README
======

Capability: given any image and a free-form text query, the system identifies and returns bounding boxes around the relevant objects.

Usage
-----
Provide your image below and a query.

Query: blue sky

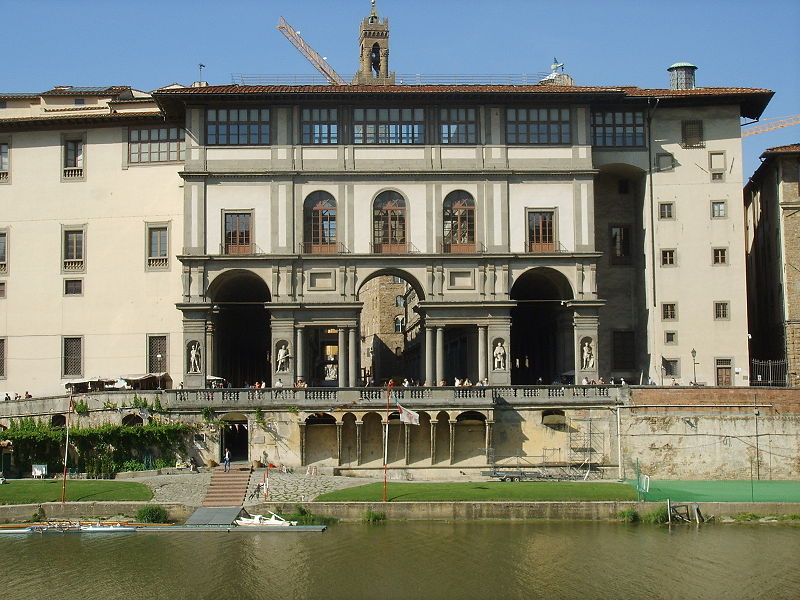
[4,0,798,174]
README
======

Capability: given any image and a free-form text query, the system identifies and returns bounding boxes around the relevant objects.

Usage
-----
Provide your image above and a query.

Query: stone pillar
[295,326,305,382]
[348,327,358,387]
[485,420,494,464]
[478,326,487,382]
[449,420,456,465]
[430,418,437,465]
[435,326,445,384]
[338,327,347,387]
[336,422,343,466]
[299,423,307,466]
[356,421,363,466]
[425,326,435,385]
[205,321,215,379]
[574,307,600,383]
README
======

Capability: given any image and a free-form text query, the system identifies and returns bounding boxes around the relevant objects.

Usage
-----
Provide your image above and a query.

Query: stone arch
[407,410,432,464]
[206,269,272,387]
[510,267,575,385]
[219,411,249,462]
[453,410,487,463]
[122,414,144,427]
[340,412,358,466]
[356,267,425,302]
[360,412,384,465]
[304,412,337,465]
[51,414,66,428]
[432,411,451,464]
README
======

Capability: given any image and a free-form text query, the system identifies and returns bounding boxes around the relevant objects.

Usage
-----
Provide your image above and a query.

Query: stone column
[348,327,358,387]
[336,422,343,466]
[485,420,494,464]
[478,325,487,382]
[404,424,410,465]
[425,326,435,385]
[205,321,215,378]
[338,328,347,387]
[435,326,445,384]
[356,421,363,466]
[430,418,437,465]
[449,420,456,465]
[299,422,307,466]
[295,326,305,382]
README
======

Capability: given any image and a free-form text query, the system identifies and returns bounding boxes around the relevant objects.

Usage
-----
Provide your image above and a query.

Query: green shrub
[201,407,215,422]
[617,508,640,523]
[282,504,338,526]
[731,512,763,522]
[136,505,168,523]
[363,510,386,524]
[73,400,89,416]
[30,506,46,523]
[777,514,800,521]
[120,459,146,472]
[154,457,172,470]
[641,505,670,524]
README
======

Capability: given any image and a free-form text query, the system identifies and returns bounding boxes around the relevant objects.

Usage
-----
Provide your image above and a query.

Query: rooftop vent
[667,62,697,90]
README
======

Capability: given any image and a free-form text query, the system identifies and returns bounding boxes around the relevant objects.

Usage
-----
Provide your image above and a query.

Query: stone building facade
[745,144,800,386]
[0,4,774,398]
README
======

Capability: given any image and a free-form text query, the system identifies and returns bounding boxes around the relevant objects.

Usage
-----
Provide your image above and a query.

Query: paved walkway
[132,470,376,506]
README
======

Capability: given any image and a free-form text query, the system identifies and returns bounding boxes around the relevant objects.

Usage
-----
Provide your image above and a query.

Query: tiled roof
[40,85,131,96]
[0,111,165,128]
[0,93,39,100]
[762,143,800,154]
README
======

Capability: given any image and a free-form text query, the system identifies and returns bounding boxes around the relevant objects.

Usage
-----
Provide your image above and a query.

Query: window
[661,249,676,266]
[63,336,82,377]
[301,108,338,144]
[147,225,169,268]
[610,225,631,265]
[392,276,404,284]
[681,120,704,148]
[662,358,680,377]
[0,230,6,273]
[353,108,424,144]
[223,212,252,255]
[395,295,405,307]
[507,108,570,144]
[206,108,270,145]
[440,108,477,144]
[665,331,677,345]
[0,142,8,182]
[63,138,84,179]
[0,282,5,298]
[715,358,732,386]
[394,316,405,333]
[656,153,674,172]
[129,127,185,163]
[74,98,85,106]
[612,331,635,370]
[302,192,337,253]
[591,110,645,147]
[527,210,556,252]
[662,303,677,320]
[64,279,83,296]
[712,248,728,265]
[148,335,167,374]
[63,228,85,272]
[659,202,674,219]
[372,191,407,253]
[709,151,725,181]
[0,337,5,378]
[711,200,727,219]
[442,190,475,252]
[714,301,729,320]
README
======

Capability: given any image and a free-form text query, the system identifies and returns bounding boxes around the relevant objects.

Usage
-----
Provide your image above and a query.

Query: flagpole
[61,395,73,504]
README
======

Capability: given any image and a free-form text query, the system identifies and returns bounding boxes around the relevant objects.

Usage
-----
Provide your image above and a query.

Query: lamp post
[156,353,163,389]
[690,348,698,386]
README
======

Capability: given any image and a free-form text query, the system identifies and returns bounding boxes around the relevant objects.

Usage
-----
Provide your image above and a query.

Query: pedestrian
[223,448,231,472]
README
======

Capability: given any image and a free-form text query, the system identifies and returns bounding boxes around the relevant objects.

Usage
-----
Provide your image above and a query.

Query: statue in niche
[581,339,595,370]
[276,342,291,373]
[493,340,507,371]
[188,341,201,373]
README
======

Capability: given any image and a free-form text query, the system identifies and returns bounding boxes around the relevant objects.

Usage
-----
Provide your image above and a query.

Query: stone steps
[202,467,252,507]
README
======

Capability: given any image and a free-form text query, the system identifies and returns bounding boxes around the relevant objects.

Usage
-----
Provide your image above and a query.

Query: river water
[3,521,798,600]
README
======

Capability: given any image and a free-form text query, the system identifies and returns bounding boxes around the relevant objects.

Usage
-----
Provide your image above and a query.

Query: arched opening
[220,412,249,462]
[510,268,573,384]
[454,410,486,463]
[358,270,424,385]
[432,411,451,464]
[51,414,66,428]
[372,191,407,253]
[304,413,337,465]
[208,270,271,387]
[122,414,144,427]
[442,190,475,253]
[303,191,337,254]
[340,413,358,465]
[542,409,567,432]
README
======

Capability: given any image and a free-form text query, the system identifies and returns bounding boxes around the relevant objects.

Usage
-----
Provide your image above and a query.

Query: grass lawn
[315,481,637,502]
[0,479,153,505]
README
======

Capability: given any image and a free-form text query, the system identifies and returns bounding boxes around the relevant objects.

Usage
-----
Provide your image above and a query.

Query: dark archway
[220,412,249,462]
[208,270,271,387]
[51,414,66,428]
[510,268,573,385]
[122,414,144,427]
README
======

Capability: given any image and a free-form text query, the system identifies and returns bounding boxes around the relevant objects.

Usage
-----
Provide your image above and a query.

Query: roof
[153,83,773,119]
[0,93,39,100]
[667,62,697,70]
[762,143,800,155]
[40,85,131,96]
[0,111,169,131]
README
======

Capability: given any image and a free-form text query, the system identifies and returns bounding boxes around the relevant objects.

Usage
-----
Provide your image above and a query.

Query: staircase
[202,466,252,507]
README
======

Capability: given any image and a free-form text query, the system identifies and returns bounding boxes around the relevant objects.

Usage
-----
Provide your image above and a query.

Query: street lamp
[156,353,163,389]
[690,348,698,386]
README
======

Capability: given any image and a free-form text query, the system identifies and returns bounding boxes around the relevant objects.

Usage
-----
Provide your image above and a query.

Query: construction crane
[742,114,800,137]
[277,16,346,85]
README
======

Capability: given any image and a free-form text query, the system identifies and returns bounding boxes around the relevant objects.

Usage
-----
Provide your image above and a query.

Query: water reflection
[2,521,799,600]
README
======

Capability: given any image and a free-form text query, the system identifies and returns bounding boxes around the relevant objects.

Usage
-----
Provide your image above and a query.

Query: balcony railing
[63,259,84,271]
[0,262,6,274]
[370,242,420,254]
[299,242,350,255]
[0,171,8,182]
[147,257,169,269]
[440,241,486,254]
[220,243,265,256]
[63,167,84,180]
[528,241,570,253]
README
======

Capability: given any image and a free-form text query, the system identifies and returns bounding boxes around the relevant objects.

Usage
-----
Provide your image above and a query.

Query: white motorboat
[234,511,298,527]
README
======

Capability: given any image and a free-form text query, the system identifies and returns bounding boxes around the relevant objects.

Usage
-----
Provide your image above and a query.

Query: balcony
[63,259,84,272]
[147,257,169,269]
[0,171,8,183]
[440,241,486,254]
[63,167,84,180]
[528,241,570,253]
[299,242,350,255]
[370,242,419,254]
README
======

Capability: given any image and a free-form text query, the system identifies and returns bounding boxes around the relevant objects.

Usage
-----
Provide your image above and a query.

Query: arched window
[373,191,406,253]
[303,192,337,253]
[394,316,405,333]
[442,191,475,252]
[395,295,405,307]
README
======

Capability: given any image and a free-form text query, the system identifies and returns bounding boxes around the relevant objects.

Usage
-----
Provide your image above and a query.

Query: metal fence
[750,359,788,387]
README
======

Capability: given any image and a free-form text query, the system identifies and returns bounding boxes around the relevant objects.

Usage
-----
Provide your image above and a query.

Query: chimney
[667,62,697,90]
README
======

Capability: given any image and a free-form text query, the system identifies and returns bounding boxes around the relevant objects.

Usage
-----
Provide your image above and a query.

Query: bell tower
[353,0,395,84]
